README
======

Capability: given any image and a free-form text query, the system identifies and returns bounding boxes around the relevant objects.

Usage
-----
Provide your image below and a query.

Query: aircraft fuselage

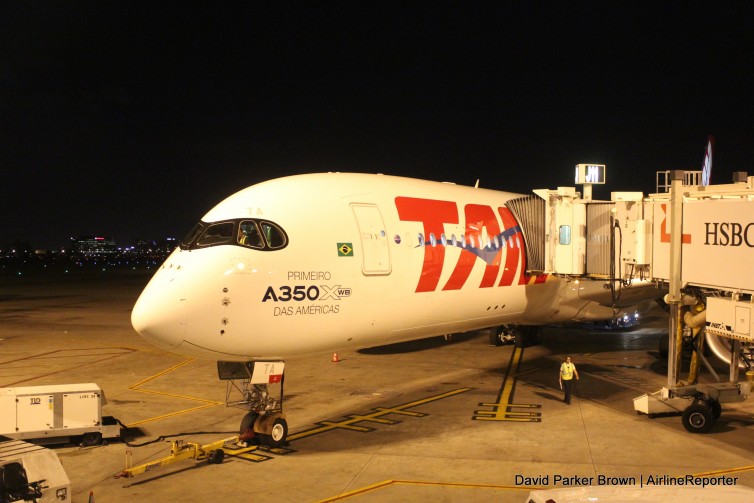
[132,173,653,360]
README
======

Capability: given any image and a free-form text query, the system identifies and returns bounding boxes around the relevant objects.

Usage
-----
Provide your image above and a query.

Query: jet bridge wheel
[708,400,722,419]
[682,402,715,433]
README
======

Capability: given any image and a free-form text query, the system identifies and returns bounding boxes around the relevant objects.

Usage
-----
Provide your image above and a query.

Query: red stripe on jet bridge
[660,203,692,244]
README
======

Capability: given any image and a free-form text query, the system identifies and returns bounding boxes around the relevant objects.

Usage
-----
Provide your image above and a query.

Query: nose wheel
[260,417,288,448]
[239,411,289,448]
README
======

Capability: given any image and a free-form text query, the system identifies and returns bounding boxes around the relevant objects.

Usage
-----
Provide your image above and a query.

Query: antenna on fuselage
[474,179,480,188]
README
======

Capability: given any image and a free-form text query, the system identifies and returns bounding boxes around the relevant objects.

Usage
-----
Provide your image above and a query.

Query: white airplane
[131,172,661,446]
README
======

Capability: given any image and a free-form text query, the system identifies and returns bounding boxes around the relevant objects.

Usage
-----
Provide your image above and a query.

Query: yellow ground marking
[0,347,136,387]
[125,358,223,427]
[315,466,754,502]
[693,465,754,477]
[233,451,272,462]
[316,480,536,502]
[288,388,471,441]
[473,346,542,422]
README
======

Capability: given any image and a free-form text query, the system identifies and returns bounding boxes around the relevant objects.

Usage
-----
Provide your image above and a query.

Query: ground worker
[559,356,579,404]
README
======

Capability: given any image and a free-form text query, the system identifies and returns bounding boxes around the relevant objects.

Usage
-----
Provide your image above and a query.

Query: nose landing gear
[218,361,288,448]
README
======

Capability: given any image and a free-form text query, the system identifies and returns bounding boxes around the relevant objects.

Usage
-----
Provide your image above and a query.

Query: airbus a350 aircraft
[131,172,661,446]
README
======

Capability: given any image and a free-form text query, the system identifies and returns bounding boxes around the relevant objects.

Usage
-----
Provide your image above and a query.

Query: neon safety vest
[561,363,575,380]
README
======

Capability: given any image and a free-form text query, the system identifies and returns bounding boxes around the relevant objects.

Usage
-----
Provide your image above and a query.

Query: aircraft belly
[519,277,663,324]
[577,278,665,308]
[381,287,527,342]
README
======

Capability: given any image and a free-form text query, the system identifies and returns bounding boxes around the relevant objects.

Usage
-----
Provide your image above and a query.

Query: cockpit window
[181,218,288,251]
[261,221,287,249]
[181,223,205,249]
[196,222,234,247]
[238,220,264,249]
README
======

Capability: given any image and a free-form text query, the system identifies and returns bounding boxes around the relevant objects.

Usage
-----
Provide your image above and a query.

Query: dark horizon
[3,4,753,250]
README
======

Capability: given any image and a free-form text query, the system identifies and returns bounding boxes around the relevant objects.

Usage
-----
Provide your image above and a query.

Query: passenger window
[238,221,264,249]
[196,222,234,247]
[261,221,287,249]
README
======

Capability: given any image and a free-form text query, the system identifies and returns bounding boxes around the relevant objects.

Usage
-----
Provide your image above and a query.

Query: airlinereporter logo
[514,473,739,488]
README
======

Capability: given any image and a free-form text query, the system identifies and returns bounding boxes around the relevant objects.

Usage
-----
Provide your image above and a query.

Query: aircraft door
[351,204,392,275]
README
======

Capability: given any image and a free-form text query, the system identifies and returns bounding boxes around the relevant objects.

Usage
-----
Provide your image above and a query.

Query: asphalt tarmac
[1,270,753,502]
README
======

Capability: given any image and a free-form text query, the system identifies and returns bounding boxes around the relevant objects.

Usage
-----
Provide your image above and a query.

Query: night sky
[2,3,753,250]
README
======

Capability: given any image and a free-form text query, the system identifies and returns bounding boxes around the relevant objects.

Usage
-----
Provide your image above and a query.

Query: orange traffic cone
[331,352,340,363]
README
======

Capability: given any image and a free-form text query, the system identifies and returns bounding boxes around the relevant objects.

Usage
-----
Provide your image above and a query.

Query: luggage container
[0,383,120,446]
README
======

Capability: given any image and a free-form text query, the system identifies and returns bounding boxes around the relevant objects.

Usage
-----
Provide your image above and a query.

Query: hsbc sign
[655,198,754,292]
[704,222,754,247]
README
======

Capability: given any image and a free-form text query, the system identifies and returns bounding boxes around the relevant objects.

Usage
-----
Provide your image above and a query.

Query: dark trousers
[563,379,573,404]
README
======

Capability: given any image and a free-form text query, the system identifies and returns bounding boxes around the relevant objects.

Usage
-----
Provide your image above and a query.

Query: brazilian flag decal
[337,243,354,257]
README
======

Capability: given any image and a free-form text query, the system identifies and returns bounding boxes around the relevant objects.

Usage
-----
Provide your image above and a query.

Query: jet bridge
[507,181,653,308]
[508,166,754,433]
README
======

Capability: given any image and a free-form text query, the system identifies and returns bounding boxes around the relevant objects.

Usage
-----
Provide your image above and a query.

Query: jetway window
[559,225,572,245]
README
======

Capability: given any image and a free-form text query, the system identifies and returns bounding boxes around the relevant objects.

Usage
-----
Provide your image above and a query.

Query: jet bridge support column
[666,170,685,388]
[730,339,741,383]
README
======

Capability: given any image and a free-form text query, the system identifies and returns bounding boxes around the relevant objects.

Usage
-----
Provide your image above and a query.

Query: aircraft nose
[131,275,188,351]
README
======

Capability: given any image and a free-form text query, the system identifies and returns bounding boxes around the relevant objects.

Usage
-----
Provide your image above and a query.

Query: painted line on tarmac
[473,346,542,422]
[288,388,471,441]
[0,347,136,386]
[125,358,223,427]
[693,465,754,476]
[315,479,535,502]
